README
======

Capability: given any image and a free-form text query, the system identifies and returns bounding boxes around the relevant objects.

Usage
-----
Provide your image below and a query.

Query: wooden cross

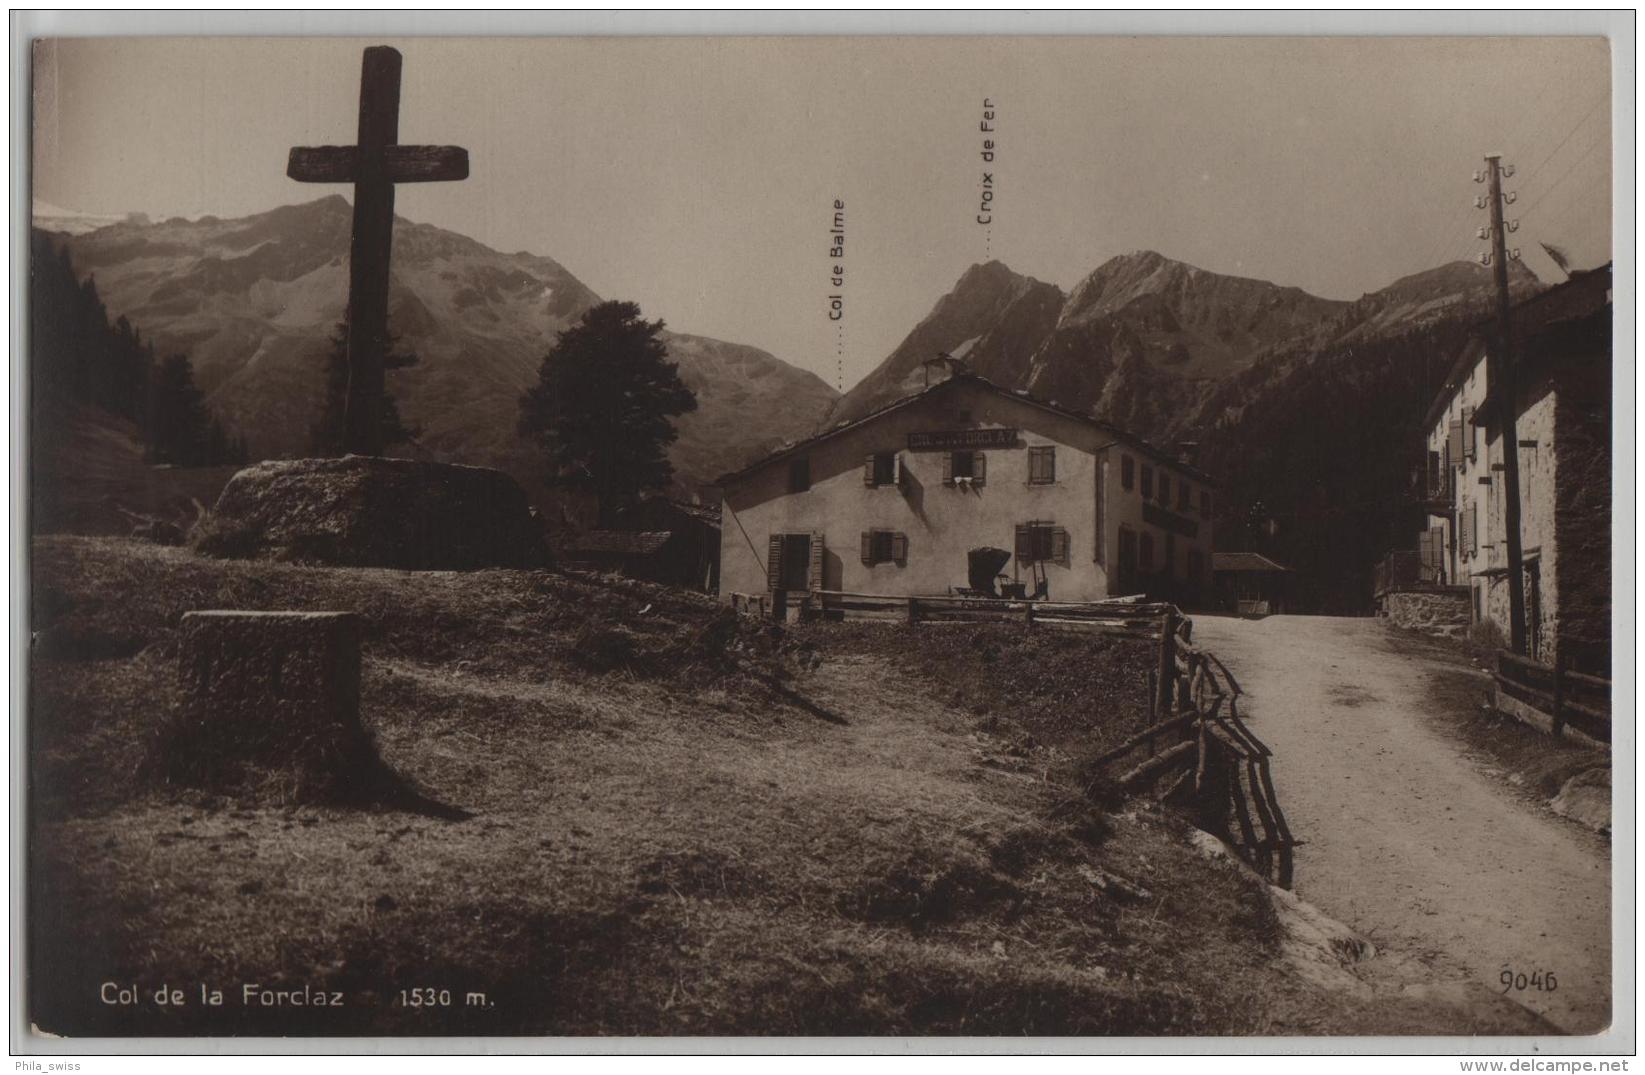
[287,46,468,455]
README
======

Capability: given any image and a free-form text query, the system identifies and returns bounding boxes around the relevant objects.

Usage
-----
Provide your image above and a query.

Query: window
[860,529,907,566]
[788,457,811,493]
[943,450,987,485]
[1140,464,1154,499]
[1200,489,1212,516]
[1015,521,1069,566]
[1158,473,1171,504]
[1463,406,1476,460]
[1139,531,1154,570]
[864,451,898,487]
[1177,480,1191,512]
[1121,454,1135,490]
[1028,446,1056,484]
[1164,533,1176,576]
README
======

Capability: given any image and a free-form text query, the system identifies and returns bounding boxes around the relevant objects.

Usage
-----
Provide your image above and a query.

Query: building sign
[1143,501,1199,539]
[907,428,1020,452]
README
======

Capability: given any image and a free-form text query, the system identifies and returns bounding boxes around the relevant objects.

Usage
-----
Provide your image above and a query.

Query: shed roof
[715,372,1214,487]
[1212,551,1291,573]
[564,530,673,556]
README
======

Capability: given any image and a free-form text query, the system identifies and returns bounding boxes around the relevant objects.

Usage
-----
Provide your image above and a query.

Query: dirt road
[1192,614,1611,1034]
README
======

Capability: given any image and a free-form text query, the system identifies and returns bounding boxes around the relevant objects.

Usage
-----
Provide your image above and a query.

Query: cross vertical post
[345,46,401,456]
[288,45,469,456]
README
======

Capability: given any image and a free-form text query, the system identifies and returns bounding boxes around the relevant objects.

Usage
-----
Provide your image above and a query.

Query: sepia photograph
[16,18,1630,1052]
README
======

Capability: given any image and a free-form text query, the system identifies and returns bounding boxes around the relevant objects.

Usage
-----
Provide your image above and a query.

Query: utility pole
[1478,153,1528,655]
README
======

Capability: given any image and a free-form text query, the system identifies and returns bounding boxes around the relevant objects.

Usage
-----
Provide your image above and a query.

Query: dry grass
[29,536,1389,1036]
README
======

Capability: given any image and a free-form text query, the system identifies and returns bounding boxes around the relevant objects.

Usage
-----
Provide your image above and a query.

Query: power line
[1517,92,1608,190]
[1418,93,1608,273]
[1518,128,1608,221]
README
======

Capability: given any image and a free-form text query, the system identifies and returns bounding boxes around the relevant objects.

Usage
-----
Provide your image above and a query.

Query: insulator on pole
[1510,248,1521,261]
[1474,170,1486,183]
[1507,220,1519,233]
[1479,251,1493,266]
[1475,194,1489,209]
[1504,191,1517,204]
[1502,164,1516,178]
[1477,226,1490,240]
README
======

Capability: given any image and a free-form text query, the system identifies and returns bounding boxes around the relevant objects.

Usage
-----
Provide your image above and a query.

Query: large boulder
[195,455,548,569]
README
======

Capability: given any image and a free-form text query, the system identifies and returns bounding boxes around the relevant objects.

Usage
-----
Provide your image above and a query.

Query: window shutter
[1419,528,1439,572]
[894,453,903,486]
[1469,503,1478,556]
[863,455,876,486]
[860,530,873,565]
[892,532,908,565]
[974,452,987,486]
[767,535,783,591]
[1462,407,1474,459]
[1094,459,1105,564]
[1447,419,1464,464]
[1015,523,1031,561]
[942,452,954,485]
[809,532,824,590]
[1045,448,1055,484]
[1051,527,1069,566]
[1458,500,1471,557]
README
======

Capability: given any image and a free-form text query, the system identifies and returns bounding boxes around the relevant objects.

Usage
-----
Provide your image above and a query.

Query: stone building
[1411,264,1611,668]
[716,372,1214,608]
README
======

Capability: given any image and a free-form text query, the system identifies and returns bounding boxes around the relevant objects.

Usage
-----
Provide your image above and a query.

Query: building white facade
[717,374,1215,606]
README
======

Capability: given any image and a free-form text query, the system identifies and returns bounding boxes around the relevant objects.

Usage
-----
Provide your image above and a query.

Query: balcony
[1414,473,1454,514]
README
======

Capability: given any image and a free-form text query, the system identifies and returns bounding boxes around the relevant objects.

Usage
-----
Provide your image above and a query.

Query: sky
[32,36,1614,392]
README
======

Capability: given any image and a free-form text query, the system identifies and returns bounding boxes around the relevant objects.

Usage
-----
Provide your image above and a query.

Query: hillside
[38,198,837,495]
[28,535,1528,1035]
[829,261,1065,424]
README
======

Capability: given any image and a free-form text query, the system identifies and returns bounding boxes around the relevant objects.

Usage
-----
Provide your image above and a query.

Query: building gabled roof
[1212,551,1291,573]
[714,372,1215,487]
[1423,263,1612,432]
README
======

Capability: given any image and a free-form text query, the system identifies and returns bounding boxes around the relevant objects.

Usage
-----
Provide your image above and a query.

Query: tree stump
[157,611,370,801]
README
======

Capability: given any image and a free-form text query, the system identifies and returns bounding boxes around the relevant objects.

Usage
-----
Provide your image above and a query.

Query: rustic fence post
[1157,608,1179,714]
[907,597,920,626]
[1025,602,1036,629]
[1552,649,1567,739]
[1146,666,1157,723]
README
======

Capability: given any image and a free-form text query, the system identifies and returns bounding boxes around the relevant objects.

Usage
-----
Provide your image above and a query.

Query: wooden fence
[1493,649,1611,746]
[818,590,1174,639]
[730,588,1298,888]
[1088,607,1297,888]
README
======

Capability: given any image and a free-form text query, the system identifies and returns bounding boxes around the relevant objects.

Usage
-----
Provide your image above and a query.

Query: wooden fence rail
[1109,605,1296,888]
[732,586,1296,887]
[1494,649,1611,745]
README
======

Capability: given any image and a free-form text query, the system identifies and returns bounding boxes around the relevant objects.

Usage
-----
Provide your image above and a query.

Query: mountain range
[39,194,1557,606]
[37,195,839,503]
[830,251,1537,449]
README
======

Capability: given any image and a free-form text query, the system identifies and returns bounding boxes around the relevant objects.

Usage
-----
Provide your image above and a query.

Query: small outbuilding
[1212,552,1292,616]
[561,498,721,592]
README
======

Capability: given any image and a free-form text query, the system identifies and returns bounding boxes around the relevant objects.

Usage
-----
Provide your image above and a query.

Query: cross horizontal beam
[287,144,470,184]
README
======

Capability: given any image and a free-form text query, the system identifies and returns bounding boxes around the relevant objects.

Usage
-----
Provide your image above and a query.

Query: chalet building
[1408,263,1611,669]
[716,373,1215,610]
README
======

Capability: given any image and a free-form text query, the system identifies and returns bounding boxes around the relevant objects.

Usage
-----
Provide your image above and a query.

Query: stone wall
[1384,588,1471,637]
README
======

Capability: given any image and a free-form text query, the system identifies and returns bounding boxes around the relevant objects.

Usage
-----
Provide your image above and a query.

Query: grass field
[29,536,1452,1037]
